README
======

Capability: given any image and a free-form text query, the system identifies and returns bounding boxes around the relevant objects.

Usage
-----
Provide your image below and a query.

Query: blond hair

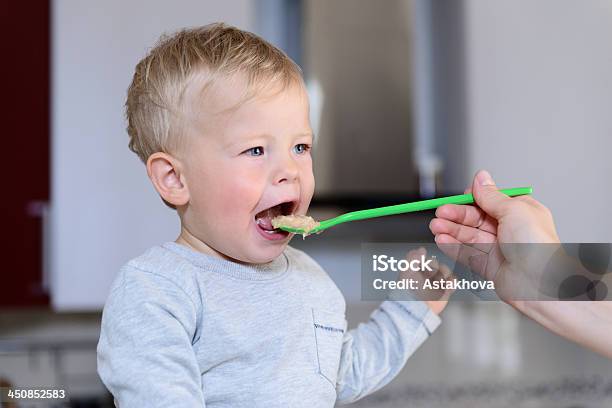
[125,23,303,163]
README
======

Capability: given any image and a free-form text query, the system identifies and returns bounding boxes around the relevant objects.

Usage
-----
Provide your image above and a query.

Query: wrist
[425,300,447,315]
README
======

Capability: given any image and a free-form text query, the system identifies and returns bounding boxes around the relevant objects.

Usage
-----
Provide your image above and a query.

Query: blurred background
[2,0,612,406]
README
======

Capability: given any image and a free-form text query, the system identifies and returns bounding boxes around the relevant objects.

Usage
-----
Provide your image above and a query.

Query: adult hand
[430,169,560,301]
[429,169,612,358]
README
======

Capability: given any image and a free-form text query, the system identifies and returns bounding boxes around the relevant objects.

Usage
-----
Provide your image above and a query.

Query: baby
[97,23,445,407]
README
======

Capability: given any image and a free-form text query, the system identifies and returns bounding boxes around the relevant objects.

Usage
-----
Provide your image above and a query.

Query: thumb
[471,170,512,220]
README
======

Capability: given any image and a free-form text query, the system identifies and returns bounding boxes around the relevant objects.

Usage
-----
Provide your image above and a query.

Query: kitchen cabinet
[1,2,50,307]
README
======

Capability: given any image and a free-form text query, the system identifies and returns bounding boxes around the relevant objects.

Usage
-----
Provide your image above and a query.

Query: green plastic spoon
[277,186,533,236]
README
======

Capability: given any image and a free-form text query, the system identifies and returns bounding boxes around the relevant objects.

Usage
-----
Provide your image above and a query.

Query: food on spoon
[272,215,320,236]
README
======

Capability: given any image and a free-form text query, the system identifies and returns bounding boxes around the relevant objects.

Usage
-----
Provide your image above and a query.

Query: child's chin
[247,244,287,264]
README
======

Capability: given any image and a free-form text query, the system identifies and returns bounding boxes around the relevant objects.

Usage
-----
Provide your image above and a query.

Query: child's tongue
[255,204,283,231]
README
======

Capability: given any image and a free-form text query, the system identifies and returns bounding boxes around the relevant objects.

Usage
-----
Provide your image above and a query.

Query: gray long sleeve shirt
[97,242,440,407]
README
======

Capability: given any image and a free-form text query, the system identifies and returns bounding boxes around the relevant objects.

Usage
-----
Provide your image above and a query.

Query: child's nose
[273,155,299,185]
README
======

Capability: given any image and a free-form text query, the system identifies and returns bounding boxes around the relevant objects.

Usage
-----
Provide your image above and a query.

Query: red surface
[0,1,50,307]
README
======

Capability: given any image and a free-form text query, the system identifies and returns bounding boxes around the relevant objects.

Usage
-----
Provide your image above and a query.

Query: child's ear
[146,152,189,207]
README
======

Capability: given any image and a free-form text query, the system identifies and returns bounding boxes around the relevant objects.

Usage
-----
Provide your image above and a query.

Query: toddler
[97,23,444,407]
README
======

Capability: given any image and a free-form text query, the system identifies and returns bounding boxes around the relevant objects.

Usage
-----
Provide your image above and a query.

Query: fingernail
[477,170,495,186]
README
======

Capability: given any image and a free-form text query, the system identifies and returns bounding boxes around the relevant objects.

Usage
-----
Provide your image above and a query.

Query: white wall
[461,0,612,241]
[51,0,254,311]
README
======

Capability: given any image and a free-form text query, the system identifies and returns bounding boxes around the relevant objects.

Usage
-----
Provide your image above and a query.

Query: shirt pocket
[311,308,347,387]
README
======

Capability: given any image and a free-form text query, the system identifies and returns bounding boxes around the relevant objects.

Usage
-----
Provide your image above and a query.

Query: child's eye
[245,146,264,156]
[294,143,311,154]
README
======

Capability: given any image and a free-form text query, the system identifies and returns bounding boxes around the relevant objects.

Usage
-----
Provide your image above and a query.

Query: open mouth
[254,201,297,238]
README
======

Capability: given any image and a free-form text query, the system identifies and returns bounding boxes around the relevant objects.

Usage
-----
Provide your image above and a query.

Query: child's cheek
[220,166,265,213]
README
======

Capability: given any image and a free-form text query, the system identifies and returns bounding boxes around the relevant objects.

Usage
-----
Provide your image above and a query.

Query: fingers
[430,218,497,246]
[405,247,449,281]
[404,247,455,304]
[433,233,466,263]
[435,263,455,302]
[471,170,513,219]
[405,247,427,263]
[433,234,501,281]
[433,204,498,234]
[434,231,495,261]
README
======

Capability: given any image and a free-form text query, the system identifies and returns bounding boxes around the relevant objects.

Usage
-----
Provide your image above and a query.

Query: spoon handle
[318,186,533,231]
